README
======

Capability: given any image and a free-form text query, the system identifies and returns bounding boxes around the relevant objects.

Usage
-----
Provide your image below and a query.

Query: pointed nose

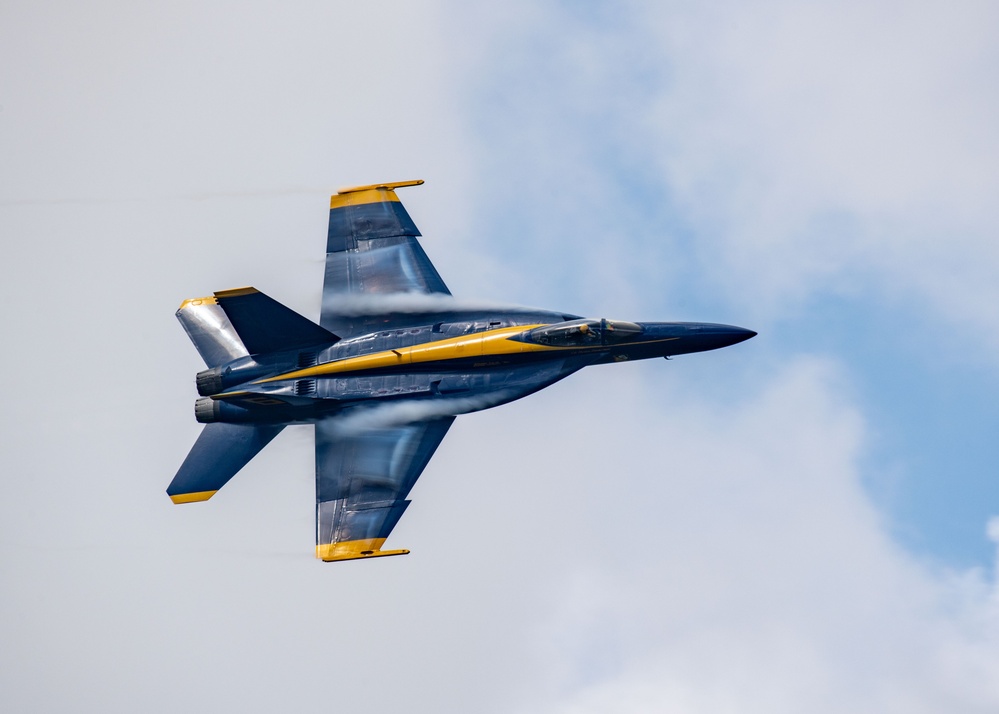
[633,321,757,357]
[717,325,757,347]
[685,323,757,351]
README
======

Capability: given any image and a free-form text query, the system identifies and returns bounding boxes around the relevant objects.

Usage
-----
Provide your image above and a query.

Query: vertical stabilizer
[177,297,248,367]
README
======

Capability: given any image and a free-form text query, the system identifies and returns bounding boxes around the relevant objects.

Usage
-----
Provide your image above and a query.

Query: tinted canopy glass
[527,319,643,347]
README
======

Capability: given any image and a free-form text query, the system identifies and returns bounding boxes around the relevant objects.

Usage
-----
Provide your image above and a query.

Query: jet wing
[314,414,454,562]
[321,180,450,337]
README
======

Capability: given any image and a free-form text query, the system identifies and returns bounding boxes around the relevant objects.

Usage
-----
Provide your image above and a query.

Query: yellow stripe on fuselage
[256,324,560,383]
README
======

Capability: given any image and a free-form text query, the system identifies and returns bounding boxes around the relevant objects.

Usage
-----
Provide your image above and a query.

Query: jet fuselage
[193,309,755,426]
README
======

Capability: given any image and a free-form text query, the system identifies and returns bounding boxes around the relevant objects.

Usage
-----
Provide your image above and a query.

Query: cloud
[475,357,999,713]
[454,1,999,347]
[3,2,999,712]
[639,1,999,336]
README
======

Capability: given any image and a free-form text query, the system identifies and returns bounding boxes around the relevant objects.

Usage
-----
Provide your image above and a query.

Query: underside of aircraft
[168,180,755,562]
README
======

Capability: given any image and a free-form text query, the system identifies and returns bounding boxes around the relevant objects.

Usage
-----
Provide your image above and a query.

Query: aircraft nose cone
[724,326,757,345]
[689,323,757,350]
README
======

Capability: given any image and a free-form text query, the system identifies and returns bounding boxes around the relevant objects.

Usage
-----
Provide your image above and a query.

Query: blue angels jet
[168,180,755,562]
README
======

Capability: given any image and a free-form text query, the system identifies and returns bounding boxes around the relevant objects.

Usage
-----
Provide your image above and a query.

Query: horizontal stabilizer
[167,422,284,503]
[214,287,338,355]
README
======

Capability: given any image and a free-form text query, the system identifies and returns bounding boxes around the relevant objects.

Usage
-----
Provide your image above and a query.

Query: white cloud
[486,358,999,713]
[453,1,999,346]
[439,4,999,703]
[3,2,999,712]
[637,1,999,332]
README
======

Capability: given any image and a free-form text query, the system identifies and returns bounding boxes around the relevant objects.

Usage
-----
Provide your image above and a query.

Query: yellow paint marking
[214,286,259,298]
[169,490,218,504]
[316,538,410,562]
[336,179,423,194]
[178,296,218,310]
[257,324,552,383]
[330,188,400,209]
[255,325,684,386]
[330,180,423,209]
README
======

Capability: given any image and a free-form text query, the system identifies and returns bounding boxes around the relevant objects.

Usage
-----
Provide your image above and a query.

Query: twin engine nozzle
[194,397,221,423]
[194,397,262,424]
[196,367,224,396]
[195,357,280,397]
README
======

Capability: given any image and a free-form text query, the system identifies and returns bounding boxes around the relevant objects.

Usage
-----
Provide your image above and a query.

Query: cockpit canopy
[526,319,644,347]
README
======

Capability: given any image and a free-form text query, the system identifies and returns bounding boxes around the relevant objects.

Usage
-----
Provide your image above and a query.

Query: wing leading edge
[315,415,455,561]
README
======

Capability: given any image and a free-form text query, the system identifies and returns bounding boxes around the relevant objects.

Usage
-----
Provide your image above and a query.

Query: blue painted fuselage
[193,308,756,426]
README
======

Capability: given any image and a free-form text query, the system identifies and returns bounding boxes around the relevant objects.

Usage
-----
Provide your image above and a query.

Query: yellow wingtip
[318,549,410,562]
[330,180,424,209]
[316,538,410,562]
[169,490,218,504]
[336,179,423,195]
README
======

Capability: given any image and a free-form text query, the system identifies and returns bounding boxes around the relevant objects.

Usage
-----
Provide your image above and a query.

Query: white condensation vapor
[636,1,999,337]
[322,291,557,317]
[508,358,999,714]
[327,390,520,435]
[0,187,335,207]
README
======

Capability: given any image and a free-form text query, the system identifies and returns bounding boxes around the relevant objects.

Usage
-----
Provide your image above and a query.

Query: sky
[2,1,999,712]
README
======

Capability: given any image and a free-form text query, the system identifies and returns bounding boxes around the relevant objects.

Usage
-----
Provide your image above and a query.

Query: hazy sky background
[3,1,999,712]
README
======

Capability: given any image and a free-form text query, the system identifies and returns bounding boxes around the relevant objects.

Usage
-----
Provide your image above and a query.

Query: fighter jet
[168,180,755,562]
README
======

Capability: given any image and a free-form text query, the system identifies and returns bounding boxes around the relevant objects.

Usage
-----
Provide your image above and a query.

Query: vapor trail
[322,291,550,316]
[328,391,518,434]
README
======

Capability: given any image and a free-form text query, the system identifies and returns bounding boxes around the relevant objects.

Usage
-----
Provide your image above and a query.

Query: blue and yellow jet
[168,180,755,562]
